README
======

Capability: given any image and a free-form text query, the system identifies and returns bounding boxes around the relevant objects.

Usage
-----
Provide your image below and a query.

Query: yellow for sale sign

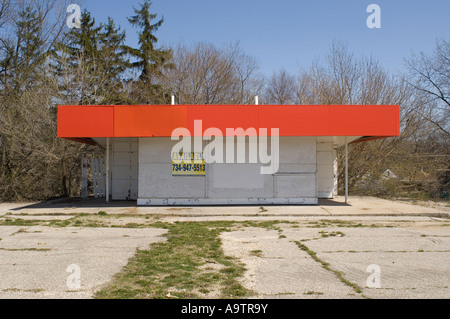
[171,152,206,176]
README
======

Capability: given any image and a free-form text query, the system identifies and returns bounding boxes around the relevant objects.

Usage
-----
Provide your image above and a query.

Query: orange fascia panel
[259,105,400,136]
[57,105,114,138]
[185,105,260,136]
[328,105,400,136]
[114,105,187,137]
[259,105,332,136]
[57,104,400,138]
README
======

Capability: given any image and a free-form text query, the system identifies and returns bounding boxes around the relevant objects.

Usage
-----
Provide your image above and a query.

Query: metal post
[105,138,110,203]
[255,96,259,105]
[171,95,175,105]
[91,157,98,198]
[81,155,88,199]
[345,137,348,204]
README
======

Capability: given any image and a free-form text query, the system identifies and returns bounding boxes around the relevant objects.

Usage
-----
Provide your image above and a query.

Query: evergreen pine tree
[98,17,130,104]
[0,5,47,94]
[101,17,128,82]
[52,10,103,104]
[52,10,129,104]
[125,0,173,104]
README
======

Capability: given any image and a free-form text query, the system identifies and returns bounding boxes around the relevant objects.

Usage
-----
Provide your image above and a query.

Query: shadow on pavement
[10,197,137,211]
[318,198,351,207]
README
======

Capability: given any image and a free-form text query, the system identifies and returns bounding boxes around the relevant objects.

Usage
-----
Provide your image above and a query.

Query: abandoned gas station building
[57,104,400,205]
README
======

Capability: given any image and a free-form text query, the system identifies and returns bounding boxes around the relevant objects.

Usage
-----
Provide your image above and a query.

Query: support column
[345,137,348,204]
[81,155,88,199]
[106,138,110,203]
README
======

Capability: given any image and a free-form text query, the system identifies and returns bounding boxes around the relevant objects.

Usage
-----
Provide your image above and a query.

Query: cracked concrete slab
[221,228,361,299]
[278,219,450,299]
[0,226,167,299]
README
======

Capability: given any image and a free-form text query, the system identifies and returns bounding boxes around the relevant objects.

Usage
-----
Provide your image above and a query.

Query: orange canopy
[57,104,400,141]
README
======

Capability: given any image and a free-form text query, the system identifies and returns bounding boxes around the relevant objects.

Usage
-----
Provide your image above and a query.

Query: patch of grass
[307,219,364,228]
[319,231,345,238]
[250,249,263,257]
[97,211,107,216]
[240,220,295,230]
[307,219,397,229]
[0,218,40,226]
[2,288,45,293]
[123,223,142,228]
[0,247,50,252]
[275,292,295,296]
[305,291,324,295]
[95,221,251,299]
[47,216,108,228]
[11,228,29,236]
[47,219,73,227]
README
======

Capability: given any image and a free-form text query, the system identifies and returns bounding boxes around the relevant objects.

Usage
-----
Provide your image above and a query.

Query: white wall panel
[277,164,316,174]
[278,137,316,164]
[113,141,131,152]
[208,163,273,198]
[317,142,334,199]
[276,174,316,198]
[111,138,138,200]
[139,163,205,198]
[139,138,174,163]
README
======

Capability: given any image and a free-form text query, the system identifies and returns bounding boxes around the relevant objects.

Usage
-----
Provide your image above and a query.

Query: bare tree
[294,41,448,198]
[0,0,11,29]
[404,38,450,136]
[233,48,265,104]
[164,42,263,105]
[0,0,85,201]
[264,68,296,105]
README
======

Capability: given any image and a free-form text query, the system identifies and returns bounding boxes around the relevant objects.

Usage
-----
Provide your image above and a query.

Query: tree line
[0,0,448,201]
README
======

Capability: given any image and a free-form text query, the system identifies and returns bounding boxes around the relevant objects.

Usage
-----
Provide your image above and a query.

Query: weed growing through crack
[295,241,363,295]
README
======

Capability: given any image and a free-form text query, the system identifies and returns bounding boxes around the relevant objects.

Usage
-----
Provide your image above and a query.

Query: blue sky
[82,0,450,77]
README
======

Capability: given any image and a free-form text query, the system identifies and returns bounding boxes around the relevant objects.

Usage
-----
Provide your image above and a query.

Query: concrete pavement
[0,196,448,299]
[1,196,448,217]
[221,217,450,299]
[0,226,167,299]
